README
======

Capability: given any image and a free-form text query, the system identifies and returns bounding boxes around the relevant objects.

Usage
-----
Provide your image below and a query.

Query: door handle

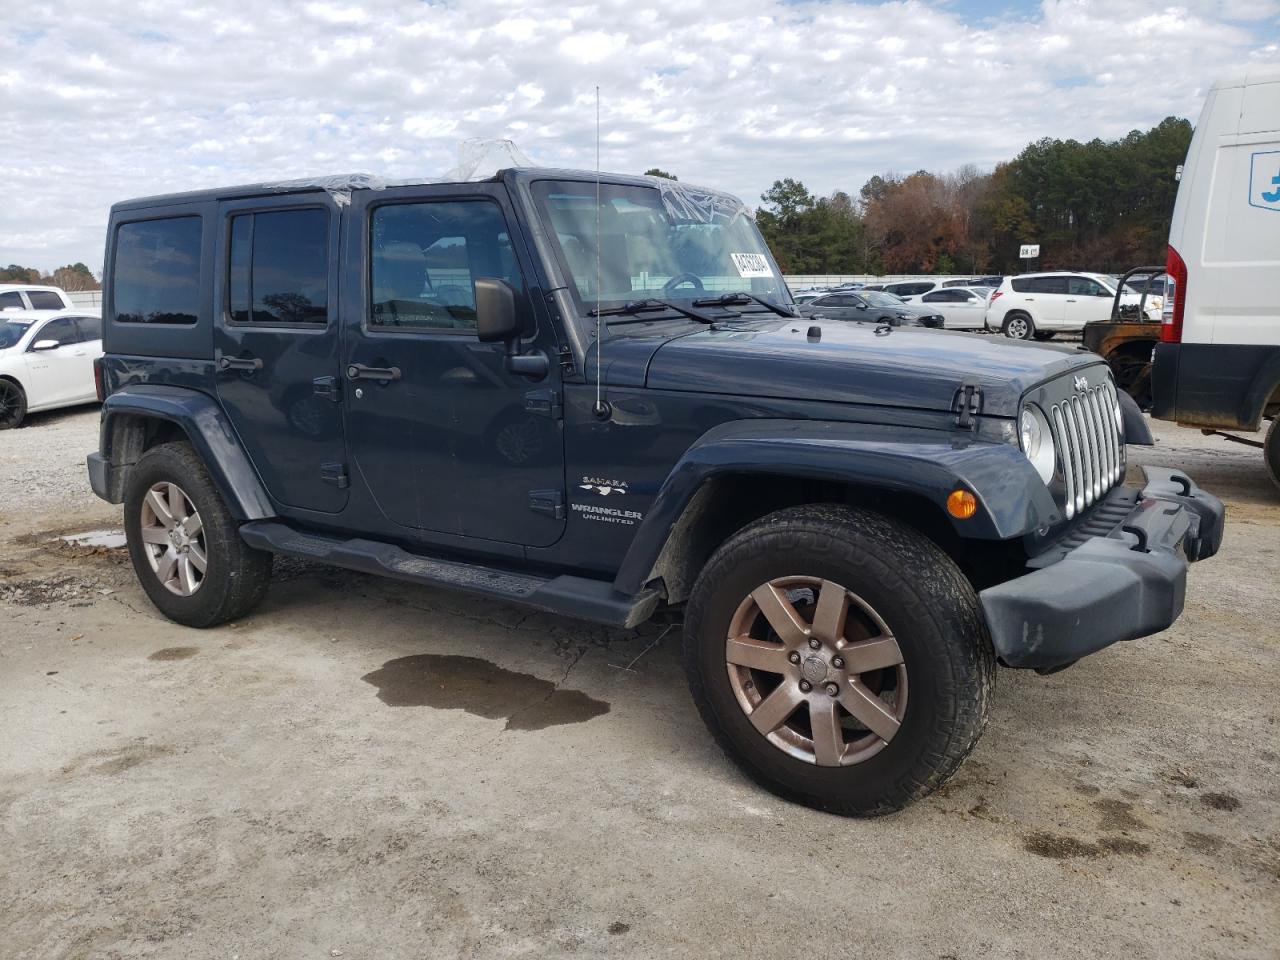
[217,355,263,373]
[1066,298,1077,302]
[346,363,401,382]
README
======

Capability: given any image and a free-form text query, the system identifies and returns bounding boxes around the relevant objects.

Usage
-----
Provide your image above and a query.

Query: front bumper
[979,466,1224,670]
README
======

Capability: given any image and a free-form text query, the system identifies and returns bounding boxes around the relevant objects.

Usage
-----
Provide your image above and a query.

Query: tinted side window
[33,316,80,346]
[228,209,329,325]
[76,315,103,340]
[1036,277,1068,295]
[113,217,202,324]
[28,291,65,310]
[0,292,24,309]
[370,200,522,331]
[1068,276,1108,297]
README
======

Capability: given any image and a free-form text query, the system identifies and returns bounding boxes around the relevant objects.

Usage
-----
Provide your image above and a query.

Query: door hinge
[525,388,563,420]
[313,376,341,402]
[320,462,349,488]
[528,489,565,520]
[953,380,983,429]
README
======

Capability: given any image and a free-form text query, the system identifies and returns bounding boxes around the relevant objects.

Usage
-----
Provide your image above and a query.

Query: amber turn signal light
[946,489,977,519]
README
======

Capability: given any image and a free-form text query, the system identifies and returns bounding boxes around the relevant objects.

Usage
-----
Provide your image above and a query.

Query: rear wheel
[1032,331,1056,341]
[683,504,996,816]
[1265,417,1280,493]
[0,379,27,429]
[124,442,272,627]
[1002,312,1034,340]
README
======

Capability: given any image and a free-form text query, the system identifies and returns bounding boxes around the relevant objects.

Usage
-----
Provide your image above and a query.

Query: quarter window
[227,209,328,324]
[0,292,24,309]
[113,217,202,325]
[369,200,523,331]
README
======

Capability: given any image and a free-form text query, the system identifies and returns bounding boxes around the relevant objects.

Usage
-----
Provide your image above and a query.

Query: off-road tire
[1002,312,1034,340]
[1265,417,1280,493]
[124,441,272,627]
[0,378,27,429]
[683,504,996,816]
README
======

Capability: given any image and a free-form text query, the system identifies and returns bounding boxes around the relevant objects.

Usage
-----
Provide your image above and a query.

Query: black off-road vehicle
[88,168,1223,815]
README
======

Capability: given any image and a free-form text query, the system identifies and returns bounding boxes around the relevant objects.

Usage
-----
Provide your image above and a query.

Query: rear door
[213,196,348,514]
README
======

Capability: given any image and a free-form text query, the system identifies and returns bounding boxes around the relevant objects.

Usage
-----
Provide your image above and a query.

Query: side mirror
[31,339,59,351]
[475,277,520,344]
[473,277,548,380]
[856,302,867,310]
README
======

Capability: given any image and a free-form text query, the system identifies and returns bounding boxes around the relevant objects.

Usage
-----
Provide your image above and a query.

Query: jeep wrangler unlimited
[88,168,1224,816]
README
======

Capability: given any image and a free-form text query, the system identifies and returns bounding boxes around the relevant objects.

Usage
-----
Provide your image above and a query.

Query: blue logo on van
[1249,151,1280,211]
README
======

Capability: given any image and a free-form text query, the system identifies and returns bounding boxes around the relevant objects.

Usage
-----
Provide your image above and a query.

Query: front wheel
[683,504,996,816]
[0,378,27,429]
[124,441,272,627]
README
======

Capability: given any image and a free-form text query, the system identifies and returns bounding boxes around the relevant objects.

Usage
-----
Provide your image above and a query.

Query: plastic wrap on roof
[259,139,534,206]
[442,138,533,181]
[259,172,389,207]
[652,177,751,224]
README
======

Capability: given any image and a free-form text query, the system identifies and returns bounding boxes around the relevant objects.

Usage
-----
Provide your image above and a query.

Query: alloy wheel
[1006,317,1029,339]
[0,381,22,428]
[139,481,207,596]
[725,576,908,766]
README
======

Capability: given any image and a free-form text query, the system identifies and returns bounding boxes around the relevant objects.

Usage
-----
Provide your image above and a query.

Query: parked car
[914,287,990,330]
[799,290,944,328]
[0,310,103,428]
[1151,64,1280,491]
[88,167,1223,817]
[987,272,1143,339]
[881,279,943,300]
[828,282,865,291]
[0,284,75,313]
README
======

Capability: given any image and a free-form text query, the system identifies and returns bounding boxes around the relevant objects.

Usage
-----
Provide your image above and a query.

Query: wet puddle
[361,654,610,731]
[60,530,127,549]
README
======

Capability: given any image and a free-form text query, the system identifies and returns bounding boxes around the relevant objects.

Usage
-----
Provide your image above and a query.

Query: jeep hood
[640,320,1104,418]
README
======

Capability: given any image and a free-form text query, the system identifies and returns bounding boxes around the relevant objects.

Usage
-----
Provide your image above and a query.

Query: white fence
[68,290,103,308]
[783,275,985,289]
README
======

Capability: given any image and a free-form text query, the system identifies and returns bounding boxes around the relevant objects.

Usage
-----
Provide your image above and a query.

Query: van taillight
[93,357,105,402]
[1161,244,1187,343]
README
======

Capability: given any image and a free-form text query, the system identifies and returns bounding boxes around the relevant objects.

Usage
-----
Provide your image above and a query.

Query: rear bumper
[979,467,1224,670]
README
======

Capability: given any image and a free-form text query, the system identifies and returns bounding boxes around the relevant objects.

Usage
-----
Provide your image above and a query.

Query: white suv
[0,284,75,313]
[987,272,1134,339]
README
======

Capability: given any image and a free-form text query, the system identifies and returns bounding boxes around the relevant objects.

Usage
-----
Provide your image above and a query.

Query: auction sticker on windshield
[731,253,772,278]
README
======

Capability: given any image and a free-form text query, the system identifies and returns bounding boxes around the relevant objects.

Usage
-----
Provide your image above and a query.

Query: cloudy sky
[1,0,1276,272]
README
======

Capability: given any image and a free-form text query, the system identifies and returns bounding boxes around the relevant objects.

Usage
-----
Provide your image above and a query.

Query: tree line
[1,262,100,291]
[749,117,1192,276]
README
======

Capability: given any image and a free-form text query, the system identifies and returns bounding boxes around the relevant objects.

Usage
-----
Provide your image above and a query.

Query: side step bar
[239,520,661,630]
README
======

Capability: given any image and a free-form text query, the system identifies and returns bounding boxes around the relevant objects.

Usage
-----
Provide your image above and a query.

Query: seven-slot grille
[1047,377,1124,519]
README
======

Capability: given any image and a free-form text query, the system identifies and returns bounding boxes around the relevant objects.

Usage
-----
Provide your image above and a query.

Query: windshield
[0,320,31,349]
[530,179,789,315]
[857,291,906,307]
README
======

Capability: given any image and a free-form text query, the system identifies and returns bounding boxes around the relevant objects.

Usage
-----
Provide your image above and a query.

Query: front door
[213,197,348,514]
[343,186,566,547]
[1064,275,1114,326]
[23,315,90,406]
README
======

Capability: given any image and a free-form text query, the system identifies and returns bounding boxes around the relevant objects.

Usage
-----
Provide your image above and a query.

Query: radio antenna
[592,84,609,420]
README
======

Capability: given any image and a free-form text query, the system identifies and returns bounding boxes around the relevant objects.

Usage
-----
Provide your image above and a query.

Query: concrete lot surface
[1,406,1276,959]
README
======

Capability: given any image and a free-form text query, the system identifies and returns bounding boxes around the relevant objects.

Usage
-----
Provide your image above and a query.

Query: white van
[1152,65,1280,489]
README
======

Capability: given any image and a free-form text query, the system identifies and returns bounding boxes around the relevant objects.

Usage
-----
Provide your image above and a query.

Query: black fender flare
[1118,389,1153,445]
[612,418,1059,596]
[93,384,274,519]
[1242,351,1280,430]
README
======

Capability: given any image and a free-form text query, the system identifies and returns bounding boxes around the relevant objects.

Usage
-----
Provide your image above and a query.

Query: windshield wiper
[589,297,719,324]
[692,292,798,318]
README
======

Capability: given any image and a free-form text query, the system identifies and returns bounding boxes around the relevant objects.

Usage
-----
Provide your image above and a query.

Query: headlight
[1019,404,1055,484]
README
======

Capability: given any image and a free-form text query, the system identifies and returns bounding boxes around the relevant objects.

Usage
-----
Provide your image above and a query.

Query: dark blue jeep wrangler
[87,168,1224,815]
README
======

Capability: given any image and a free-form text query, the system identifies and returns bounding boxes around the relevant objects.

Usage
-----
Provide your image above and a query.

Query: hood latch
[953,380,983,429]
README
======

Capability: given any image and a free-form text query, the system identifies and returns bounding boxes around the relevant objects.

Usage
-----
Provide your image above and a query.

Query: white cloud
[0,0,1276,269]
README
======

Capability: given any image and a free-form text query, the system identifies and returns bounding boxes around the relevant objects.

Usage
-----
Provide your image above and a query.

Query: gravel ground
[0,407,1276,960]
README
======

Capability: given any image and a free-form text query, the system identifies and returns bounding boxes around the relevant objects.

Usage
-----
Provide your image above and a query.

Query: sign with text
[1019,244,1040,259]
